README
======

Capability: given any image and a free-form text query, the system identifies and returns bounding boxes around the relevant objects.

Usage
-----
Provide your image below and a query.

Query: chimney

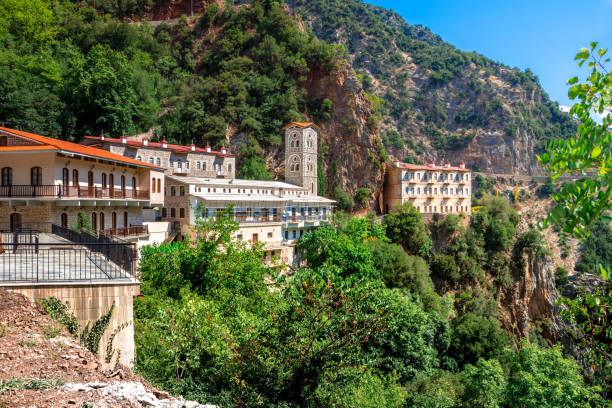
[428,160,435,168]
[220,145,227,155]
[99,131,105,141]
[142,139,149,146]
[120,135,127,144]
[161,139,168,148]
[394,159,401,167]
[445,161,451,168]
[190,143,196,152]
[205,144,211,153]
[459,161,465,169]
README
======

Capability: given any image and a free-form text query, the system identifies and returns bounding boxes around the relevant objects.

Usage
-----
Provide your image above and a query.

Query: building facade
[81,135,236,179]
[0,127,164,236]
[383,160,471,215]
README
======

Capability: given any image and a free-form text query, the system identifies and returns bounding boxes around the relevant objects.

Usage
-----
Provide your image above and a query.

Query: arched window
[30,167,42,186]
[101,173,107,189]
[132,177,136,191]
[100,212,105,230]
[1,167,12,186]
[121,175,126,194]
[91,213,97,232]
[61,213,68,229]
[87,171,94,188]
[149,157,154,164]
[112,212,117,231]
[123,211,128,229]
[151,178,156,193]
[72,169,79,187]
[62,168,69,186]
[157,179,161,193]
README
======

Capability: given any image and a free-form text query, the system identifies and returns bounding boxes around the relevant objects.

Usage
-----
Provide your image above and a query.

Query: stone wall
[2,282,140,368]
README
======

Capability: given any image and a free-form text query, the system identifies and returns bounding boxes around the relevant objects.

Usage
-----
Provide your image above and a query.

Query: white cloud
[559,105,571,113]
[592,109,611,124]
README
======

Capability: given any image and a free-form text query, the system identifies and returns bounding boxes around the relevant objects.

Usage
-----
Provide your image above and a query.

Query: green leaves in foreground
[538,42,612,240]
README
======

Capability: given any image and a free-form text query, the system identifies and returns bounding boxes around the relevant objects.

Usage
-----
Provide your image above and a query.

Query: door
[121,175,126,197]
[109,174,114,197]
[10,213,21,232]
[88,171,94,197]
[99,212,105,231]
[123,212,128,231]
[91,213,97,232]
[112,212,117,232]
[62,168,69,195]
[60,213,68,229]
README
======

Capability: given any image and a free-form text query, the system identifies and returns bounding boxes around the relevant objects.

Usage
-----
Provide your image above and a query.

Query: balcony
[234,215,282,224]
[0,185,149,200]
[102,225,149,238]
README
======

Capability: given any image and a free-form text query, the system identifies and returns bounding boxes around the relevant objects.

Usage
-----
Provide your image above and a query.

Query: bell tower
[284,123,318,195]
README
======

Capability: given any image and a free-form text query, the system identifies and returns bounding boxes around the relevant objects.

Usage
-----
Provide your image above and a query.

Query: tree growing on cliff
[384,203,433,258]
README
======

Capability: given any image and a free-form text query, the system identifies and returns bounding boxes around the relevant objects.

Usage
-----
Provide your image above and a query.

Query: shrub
[355,187,370,206]
[384,202,432,258]
[334,186,355,212]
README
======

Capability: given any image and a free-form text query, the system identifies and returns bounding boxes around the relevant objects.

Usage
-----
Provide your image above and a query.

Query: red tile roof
[392,161,470,172]
[83,136,234,157]
[0,127,164,170]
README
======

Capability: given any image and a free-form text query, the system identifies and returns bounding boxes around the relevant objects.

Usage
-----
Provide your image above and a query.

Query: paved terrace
[0,233,136,284]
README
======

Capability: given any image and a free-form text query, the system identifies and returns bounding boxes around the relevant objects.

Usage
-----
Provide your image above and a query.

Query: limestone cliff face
[306,67,385,200]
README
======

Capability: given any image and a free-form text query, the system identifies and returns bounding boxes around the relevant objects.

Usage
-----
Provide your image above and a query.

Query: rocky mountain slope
[0,289,212,408]
[286,0,576,175]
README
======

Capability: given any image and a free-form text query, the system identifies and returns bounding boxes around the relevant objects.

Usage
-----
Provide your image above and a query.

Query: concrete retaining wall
[2,281,139,368]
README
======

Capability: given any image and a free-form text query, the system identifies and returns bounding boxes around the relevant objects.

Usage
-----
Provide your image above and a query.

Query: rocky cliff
[286,0,576,176]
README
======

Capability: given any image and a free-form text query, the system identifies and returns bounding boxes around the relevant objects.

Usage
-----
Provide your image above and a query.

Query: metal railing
[0,242,133,283]
[102,225,149,237]
[0,185,149,200]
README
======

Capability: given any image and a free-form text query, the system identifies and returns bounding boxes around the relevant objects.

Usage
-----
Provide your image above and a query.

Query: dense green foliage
[0,0,341,178]
[576,218,612,274]
[134,202,602,406]
[383,202,433,258]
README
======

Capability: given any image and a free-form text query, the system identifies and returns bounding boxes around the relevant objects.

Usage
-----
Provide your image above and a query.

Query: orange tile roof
[0,145,58,152]
[281,122,320,131]
[0,127,163,170]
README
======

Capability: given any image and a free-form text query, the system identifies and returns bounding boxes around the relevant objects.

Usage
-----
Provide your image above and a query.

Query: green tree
[384,202,433,258]
[334,186,356,212]
[461,358,506,408]
[504,341,600,407]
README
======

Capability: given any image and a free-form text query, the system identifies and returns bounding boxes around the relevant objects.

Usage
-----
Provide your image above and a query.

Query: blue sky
[368,0,612,108]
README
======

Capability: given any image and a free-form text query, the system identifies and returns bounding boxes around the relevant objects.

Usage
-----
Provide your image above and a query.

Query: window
[197,161,201,170]
[237,234,243,240]
[137,156,142,161]
[203,162,207,171]
[91,213,97,232]
[101,173,107,189]
[228,164,232,173]
[112,212,117,231]
[132,177,136,191]
[1,167,12,186]
[170,186,176,196]
[267,232,273,238]
[162,208,167,217]
[186,161,190,169]
[152,178,156,193]
[61,213,68,228]
[180,186,185,196]
[100,212,105,230]
[170,208,176,218]
[0,136,6,146]
[87,171,94,188]
[149,157,154,164]
[177,160,182,169]
[157,179,160,193]
[252,233,258,243]
[156,157,161,166]
[121,175,126,193]
[30,167,42,186]
[72,169,79,186]
[180,208,185,218]
[124,212,128,228]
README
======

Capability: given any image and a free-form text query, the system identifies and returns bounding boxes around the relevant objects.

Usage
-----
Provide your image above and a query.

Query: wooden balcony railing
[0,185,149,200]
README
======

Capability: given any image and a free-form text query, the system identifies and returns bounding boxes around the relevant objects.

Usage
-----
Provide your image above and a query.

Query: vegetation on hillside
[288,0,575,158]
[0,0,343,179]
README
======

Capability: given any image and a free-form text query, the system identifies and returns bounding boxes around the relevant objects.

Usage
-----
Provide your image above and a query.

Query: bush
[355,187,371,206]
[431,253,460,283]
[334,186,355,212]
[448,312,509,367]
[554,266,569,292]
